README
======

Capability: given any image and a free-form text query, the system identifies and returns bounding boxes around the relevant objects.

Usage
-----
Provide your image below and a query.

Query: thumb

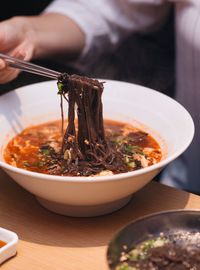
[0,50,27,84]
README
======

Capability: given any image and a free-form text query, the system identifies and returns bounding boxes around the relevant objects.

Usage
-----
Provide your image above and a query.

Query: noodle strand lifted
[57,73,126,176]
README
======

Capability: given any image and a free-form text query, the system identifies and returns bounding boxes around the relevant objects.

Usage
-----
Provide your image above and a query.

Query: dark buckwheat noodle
[56,73,126,176]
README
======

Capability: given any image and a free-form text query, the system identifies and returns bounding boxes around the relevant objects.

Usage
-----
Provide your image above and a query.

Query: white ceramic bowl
[0,80,194,217]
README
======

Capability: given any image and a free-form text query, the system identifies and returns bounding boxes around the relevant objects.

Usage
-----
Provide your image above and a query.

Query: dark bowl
[107,209,200,269]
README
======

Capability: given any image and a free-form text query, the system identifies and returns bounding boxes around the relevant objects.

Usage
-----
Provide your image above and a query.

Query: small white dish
[0,227,18,264]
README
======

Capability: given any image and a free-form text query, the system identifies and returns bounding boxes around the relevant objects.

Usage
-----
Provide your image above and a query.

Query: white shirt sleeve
[44,0,171,70]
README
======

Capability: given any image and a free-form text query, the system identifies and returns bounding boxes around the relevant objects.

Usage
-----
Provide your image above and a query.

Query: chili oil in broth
[4,119,162,176]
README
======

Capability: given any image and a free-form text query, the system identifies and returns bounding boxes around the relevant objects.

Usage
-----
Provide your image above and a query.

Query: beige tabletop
[0,168,200,270]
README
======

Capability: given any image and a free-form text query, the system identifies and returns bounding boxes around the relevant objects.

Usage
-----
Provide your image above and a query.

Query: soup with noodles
[4,119,162,176]
[4,73,162,176]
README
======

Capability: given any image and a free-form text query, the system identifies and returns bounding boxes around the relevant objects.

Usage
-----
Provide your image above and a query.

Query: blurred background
[0,1,175,100]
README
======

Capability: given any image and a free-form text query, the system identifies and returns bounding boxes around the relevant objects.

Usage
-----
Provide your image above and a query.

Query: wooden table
[0,168,200,270]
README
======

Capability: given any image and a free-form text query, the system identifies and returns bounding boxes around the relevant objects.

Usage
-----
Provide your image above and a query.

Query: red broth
[4,119,162,176]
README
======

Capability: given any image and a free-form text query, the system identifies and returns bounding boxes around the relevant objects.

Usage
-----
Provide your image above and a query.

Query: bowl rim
[107,208,200,268]
[108,208,200,236]
[0,80,195,183]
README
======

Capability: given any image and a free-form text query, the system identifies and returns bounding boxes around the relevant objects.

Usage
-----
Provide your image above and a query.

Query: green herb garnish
[116,263,136,270]
[123,144,134,154]
[40,148,50,156]
[37,161,46,167]
[57,82,64,95]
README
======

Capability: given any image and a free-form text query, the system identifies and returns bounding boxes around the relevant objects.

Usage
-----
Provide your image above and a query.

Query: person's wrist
[28,13,85,60]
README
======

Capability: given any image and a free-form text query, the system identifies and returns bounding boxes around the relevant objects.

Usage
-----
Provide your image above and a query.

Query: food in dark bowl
[107,210,200,270]
[114,232,200,269]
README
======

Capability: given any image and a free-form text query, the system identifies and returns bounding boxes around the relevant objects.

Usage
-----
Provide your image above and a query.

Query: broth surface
[4,119,162,176]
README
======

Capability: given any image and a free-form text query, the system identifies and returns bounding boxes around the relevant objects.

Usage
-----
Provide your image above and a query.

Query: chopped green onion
[57,82,64,94]
[124,144,133,154]
[128,161,136,168]
[116,263,136,270]
[37,161,46,167]
[32,161,46,167]
[40,148,50,156]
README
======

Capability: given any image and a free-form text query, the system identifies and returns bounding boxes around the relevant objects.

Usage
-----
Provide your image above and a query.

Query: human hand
[0,13,85,84]
[0,17,34,84]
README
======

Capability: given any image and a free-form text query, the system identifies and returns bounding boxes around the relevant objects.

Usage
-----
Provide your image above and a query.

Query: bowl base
[36,195,132,217]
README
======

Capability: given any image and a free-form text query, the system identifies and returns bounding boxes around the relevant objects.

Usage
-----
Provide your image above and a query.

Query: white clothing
[45,0,200,193]
[174,0,200,193]
[45,0,172,69]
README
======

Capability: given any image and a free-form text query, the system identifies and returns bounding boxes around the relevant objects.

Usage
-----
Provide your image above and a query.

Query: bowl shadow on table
[0,169,190,248]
